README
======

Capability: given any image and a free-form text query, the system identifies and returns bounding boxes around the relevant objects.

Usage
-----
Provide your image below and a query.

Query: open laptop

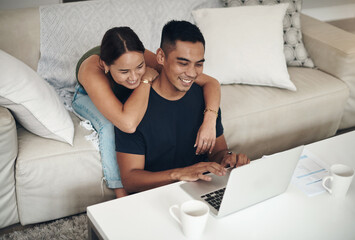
[180,145,304,218]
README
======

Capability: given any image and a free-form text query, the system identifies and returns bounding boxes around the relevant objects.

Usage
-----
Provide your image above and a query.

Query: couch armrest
[301,14,355,129]
[0,106,20,228]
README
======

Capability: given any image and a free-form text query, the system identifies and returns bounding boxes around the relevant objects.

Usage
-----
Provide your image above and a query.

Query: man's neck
[152,73,187,101]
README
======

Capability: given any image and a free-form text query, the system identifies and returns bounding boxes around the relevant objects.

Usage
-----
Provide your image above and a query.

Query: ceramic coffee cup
[322,164,354,198]
[169,200,209,239]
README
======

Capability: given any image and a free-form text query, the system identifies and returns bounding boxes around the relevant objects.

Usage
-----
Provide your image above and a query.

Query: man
[115,20,250,194]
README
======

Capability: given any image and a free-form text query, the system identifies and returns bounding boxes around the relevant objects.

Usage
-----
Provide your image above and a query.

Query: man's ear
[156,48,165,65]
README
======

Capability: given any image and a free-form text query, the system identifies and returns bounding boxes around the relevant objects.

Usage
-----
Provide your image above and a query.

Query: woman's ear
[102,61,110,74]
[156,48,165,65]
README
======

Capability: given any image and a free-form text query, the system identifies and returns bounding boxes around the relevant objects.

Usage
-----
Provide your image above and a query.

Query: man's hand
[172,162,227,182]
[221,152,250,168]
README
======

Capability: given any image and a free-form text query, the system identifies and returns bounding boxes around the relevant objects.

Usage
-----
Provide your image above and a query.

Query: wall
[0,0,62,10]
[302,0,355,21]
[1,0,355,21]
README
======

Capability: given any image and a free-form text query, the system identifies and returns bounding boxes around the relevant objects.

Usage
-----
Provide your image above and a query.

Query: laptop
[180,145,304,218]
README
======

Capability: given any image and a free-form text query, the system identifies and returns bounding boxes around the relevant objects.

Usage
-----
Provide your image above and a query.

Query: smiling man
[114,20,250,194]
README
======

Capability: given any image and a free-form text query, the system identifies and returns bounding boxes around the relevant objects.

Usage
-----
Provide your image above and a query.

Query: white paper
[292,149,329,197]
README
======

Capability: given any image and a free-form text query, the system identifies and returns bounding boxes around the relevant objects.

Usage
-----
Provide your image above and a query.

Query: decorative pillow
[192,4,297,91]
[0,50,74,145]
[222,0,314,68]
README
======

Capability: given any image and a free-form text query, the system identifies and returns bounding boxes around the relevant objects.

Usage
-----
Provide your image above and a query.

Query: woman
[72,27,221,198]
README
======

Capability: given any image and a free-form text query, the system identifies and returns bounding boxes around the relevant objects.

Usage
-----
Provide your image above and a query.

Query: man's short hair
[160,20,205,56]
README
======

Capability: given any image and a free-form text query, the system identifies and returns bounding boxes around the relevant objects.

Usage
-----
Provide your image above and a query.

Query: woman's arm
[194,74,221,154]
[78,55,157,133]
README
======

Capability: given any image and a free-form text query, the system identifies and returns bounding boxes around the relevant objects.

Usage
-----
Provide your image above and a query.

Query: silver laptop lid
[218,145,304,217]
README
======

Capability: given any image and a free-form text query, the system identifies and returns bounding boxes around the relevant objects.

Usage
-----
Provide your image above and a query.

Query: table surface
[87,131,355,240]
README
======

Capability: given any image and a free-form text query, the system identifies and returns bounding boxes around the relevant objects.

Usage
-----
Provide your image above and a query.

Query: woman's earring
[105,69,108,74]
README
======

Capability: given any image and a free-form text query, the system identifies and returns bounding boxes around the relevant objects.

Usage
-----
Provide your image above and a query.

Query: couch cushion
[221,67,349,159]
[15,113,115,225]
[0,106,19,228]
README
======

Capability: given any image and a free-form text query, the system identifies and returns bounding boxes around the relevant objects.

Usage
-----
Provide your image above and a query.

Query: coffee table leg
[88,216,104,240]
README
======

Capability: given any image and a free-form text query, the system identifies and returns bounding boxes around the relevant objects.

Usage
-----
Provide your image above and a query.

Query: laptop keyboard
[201,187,226,211]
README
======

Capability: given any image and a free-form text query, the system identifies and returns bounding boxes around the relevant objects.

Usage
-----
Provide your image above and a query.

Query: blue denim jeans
[72,84,123,189]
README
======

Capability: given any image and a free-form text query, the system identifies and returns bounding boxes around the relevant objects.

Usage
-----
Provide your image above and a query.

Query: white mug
[322,164,354,197]
[169,200,209,239]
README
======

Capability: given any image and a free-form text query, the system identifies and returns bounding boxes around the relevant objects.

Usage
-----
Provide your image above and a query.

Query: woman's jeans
[72,84,123,189]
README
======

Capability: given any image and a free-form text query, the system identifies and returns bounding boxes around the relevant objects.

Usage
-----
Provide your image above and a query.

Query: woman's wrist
[203,108,218,123]
[203,108,218,119]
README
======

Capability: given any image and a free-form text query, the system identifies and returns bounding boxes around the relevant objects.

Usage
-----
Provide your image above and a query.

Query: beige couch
[1,1,355,228]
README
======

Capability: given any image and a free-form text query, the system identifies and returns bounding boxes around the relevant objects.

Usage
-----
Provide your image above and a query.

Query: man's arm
[117,152,227,194]
[208,134,250,168]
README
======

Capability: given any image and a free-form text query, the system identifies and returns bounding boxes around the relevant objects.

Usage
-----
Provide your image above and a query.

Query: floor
[0,213,85,237]
[0,220,37,236]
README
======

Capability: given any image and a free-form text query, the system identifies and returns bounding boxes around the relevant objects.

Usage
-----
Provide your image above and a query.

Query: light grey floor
[0,213,87,239]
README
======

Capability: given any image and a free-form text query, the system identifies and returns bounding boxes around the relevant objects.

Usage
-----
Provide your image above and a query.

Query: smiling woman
[103,51,146,89]
[72,27,159,198]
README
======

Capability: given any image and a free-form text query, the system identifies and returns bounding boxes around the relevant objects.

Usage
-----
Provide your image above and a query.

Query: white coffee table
[87,131,355,240]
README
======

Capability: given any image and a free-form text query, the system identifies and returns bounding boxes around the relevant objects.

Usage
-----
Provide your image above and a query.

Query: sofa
[0,0,354,228]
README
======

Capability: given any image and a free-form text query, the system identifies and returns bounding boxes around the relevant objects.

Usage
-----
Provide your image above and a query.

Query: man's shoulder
[192,82,202,90]
[180,83,204,104]
[190,83,203,95]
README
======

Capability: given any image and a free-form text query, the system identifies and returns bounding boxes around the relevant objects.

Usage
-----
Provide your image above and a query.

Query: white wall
[0,0,62,10]
[302,0,355,21]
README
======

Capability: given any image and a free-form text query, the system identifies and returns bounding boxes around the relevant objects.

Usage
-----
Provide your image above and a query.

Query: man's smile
[126,79,139,85]
[178,76,194,86]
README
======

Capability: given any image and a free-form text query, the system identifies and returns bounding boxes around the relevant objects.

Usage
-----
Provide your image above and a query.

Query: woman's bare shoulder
[80,55,103,72]
[79,55,105,78]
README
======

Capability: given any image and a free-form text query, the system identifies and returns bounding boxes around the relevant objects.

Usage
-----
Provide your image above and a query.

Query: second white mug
[322,164,354,198]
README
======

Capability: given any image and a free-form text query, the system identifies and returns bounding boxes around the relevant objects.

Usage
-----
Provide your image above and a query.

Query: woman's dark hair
[100,27,145,66]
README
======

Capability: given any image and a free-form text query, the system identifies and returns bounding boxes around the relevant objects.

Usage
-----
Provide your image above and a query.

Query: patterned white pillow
[222,0,314,68]
[0,50,74,145]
